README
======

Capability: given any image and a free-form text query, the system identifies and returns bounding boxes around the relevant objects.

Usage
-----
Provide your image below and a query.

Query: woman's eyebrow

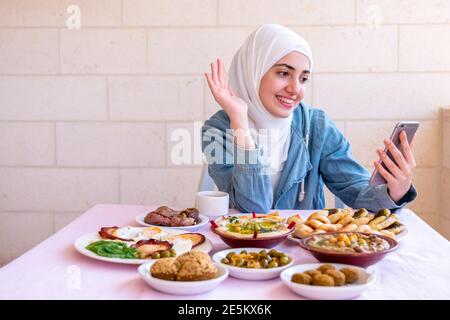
[273,63,310,74]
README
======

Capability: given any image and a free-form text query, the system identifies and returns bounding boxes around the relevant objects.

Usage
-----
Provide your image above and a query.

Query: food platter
[135,212,210,231]
[288,226,408,244]
[288,208,408,241]
[74,227,213,265]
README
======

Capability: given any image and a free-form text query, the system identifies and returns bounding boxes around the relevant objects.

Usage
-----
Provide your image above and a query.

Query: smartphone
[369,121,419,186]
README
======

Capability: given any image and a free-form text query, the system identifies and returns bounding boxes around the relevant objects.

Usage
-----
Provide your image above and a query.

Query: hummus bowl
[211,213,295,248]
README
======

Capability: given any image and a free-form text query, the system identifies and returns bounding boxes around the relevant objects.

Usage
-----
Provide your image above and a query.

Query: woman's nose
[286,79,302,95]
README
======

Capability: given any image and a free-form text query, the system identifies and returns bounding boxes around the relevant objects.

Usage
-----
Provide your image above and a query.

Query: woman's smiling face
[258,51,311,118]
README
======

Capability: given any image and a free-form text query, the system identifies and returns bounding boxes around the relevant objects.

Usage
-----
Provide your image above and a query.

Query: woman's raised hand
[205,58,248,120]
[373,131,417,203]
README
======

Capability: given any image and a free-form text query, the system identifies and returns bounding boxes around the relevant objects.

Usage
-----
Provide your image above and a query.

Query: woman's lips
[276,95,295,109]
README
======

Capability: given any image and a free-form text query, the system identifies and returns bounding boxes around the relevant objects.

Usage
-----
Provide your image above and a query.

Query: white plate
[135,212,210,231]
[212,248,294,281]
[280,263,375,300]
[138,261,228,295]
[74,228,213,265]
[287,227,408,243]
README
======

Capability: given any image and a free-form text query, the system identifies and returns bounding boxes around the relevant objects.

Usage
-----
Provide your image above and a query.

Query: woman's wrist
[230,114,255,149]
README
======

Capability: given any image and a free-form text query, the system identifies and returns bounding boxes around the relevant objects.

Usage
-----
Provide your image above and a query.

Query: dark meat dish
[144,206,201,227]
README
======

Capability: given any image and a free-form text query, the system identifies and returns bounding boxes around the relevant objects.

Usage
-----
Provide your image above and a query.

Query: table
[0,204,449,299]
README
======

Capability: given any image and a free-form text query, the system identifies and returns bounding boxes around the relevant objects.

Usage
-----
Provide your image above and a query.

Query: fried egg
[169,236,193,256]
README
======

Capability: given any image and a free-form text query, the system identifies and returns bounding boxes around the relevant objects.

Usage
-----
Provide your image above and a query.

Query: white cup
[195,191,229,218]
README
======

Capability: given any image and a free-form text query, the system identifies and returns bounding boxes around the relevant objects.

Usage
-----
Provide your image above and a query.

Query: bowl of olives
[212,248,294,280]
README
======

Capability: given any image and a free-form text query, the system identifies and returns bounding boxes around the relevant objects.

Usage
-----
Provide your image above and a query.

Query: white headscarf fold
[228,24,313,176]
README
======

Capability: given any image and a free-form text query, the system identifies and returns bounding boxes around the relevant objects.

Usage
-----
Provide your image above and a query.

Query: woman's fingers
[373,160,395,185]
[383,138,409,173]
[400,131,416,166]
[217,58,225,87]
[377,148,403,179]
[204,72,214,90]
[211,61,219,86]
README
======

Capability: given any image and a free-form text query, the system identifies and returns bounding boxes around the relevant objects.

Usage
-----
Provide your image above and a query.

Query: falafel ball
[340,267,359,284]
[324,269,346,286]
[176,257,217,281]
[291,273,312,285]
[304,269,322,278]
[312,274,335,286]
[150,258,179,280]
[316,264,336,273]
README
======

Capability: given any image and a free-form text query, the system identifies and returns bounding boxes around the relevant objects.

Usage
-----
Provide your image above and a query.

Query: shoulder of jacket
[203,110,230,133]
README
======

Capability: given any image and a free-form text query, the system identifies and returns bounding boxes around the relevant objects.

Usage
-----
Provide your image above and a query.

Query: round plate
[138,261,228,295]
[74,228,213,265]
[212,247,294,280]
[287,226,408,243]
[280,263,376,300]
[135,212,210,231]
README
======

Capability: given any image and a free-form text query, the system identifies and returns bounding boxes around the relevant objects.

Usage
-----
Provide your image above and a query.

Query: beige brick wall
[1,0,449,265]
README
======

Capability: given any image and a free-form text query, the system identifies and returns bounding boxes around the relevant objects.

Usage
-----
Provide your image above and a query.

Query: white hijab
[228,24,313,177]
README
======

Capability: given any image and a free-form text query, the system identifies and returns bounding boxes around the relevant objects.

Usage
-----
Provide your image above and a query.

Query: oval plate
[74,228,213,265]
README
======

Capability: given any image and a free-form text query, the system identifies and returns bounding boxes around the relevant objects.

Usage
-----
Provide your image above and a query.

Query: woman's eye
[300,77,310,83]
[278,71,289,77]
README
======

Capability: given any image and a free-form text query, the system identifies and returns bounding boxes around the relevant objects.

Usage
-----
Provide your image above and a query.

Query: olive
[151,252,160,259]
[226,252,236,260]
[279,256,290,266]
[221,258,230,264]
[265,255,272,262]
[268,249,278,257]
[259,250,267,255]
[170,251,176,257]
[236,259,246,267]
[240,250,247,254]
[160,251,171,258]
[259,259,269,268]
[268,261,278,268]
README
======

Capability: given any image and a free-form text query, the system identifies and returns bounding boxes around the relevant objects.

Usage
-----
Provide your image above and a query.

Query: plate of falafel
[280,263,375,300]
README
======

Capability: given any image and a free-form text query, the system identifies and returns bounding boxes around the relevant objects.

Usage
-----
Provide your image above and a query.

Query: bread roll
[339,223,358,232]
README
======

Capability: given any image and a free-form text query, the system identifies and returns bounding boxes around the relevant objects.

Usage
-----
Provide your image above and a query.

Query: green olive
[151,252,160,259]
[221,258,230,264]
[170,251,176,257]
[226,252,236,260]
[236,258,246,267]
[279,256,290,266]
[259,250,267,255]
[240,250,247,255]
[268,261,278,268]
[259,259,269,268]
[160,251,171,258]
[268,249,278,257]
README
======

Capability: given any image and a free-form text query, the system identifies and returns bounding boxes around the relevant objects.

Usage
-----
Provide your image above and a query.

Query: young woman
[202,24,417,213]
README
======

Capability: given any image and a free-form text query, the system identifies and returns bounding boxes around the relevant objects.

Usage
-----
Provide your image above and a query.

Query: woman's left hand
[373,131,417,203]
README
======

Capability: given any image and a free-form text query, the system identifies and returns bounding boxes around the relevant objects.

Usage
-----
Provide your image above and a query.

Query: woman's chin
[268,106,295,118]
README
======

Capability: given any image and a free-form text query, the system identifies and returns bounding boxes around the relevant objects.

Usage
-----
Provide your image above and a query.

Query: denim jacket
[201,103,417,213]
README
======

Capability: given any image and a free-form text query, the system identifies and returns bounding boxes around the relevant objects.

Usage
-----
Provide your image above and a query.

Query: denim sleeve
[201,124,273,213]
[317,112,417,212]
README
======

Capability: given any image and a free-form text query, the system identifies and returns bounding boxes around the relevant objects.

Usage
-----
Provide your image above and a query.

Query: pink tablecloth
[0,204,449,299]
